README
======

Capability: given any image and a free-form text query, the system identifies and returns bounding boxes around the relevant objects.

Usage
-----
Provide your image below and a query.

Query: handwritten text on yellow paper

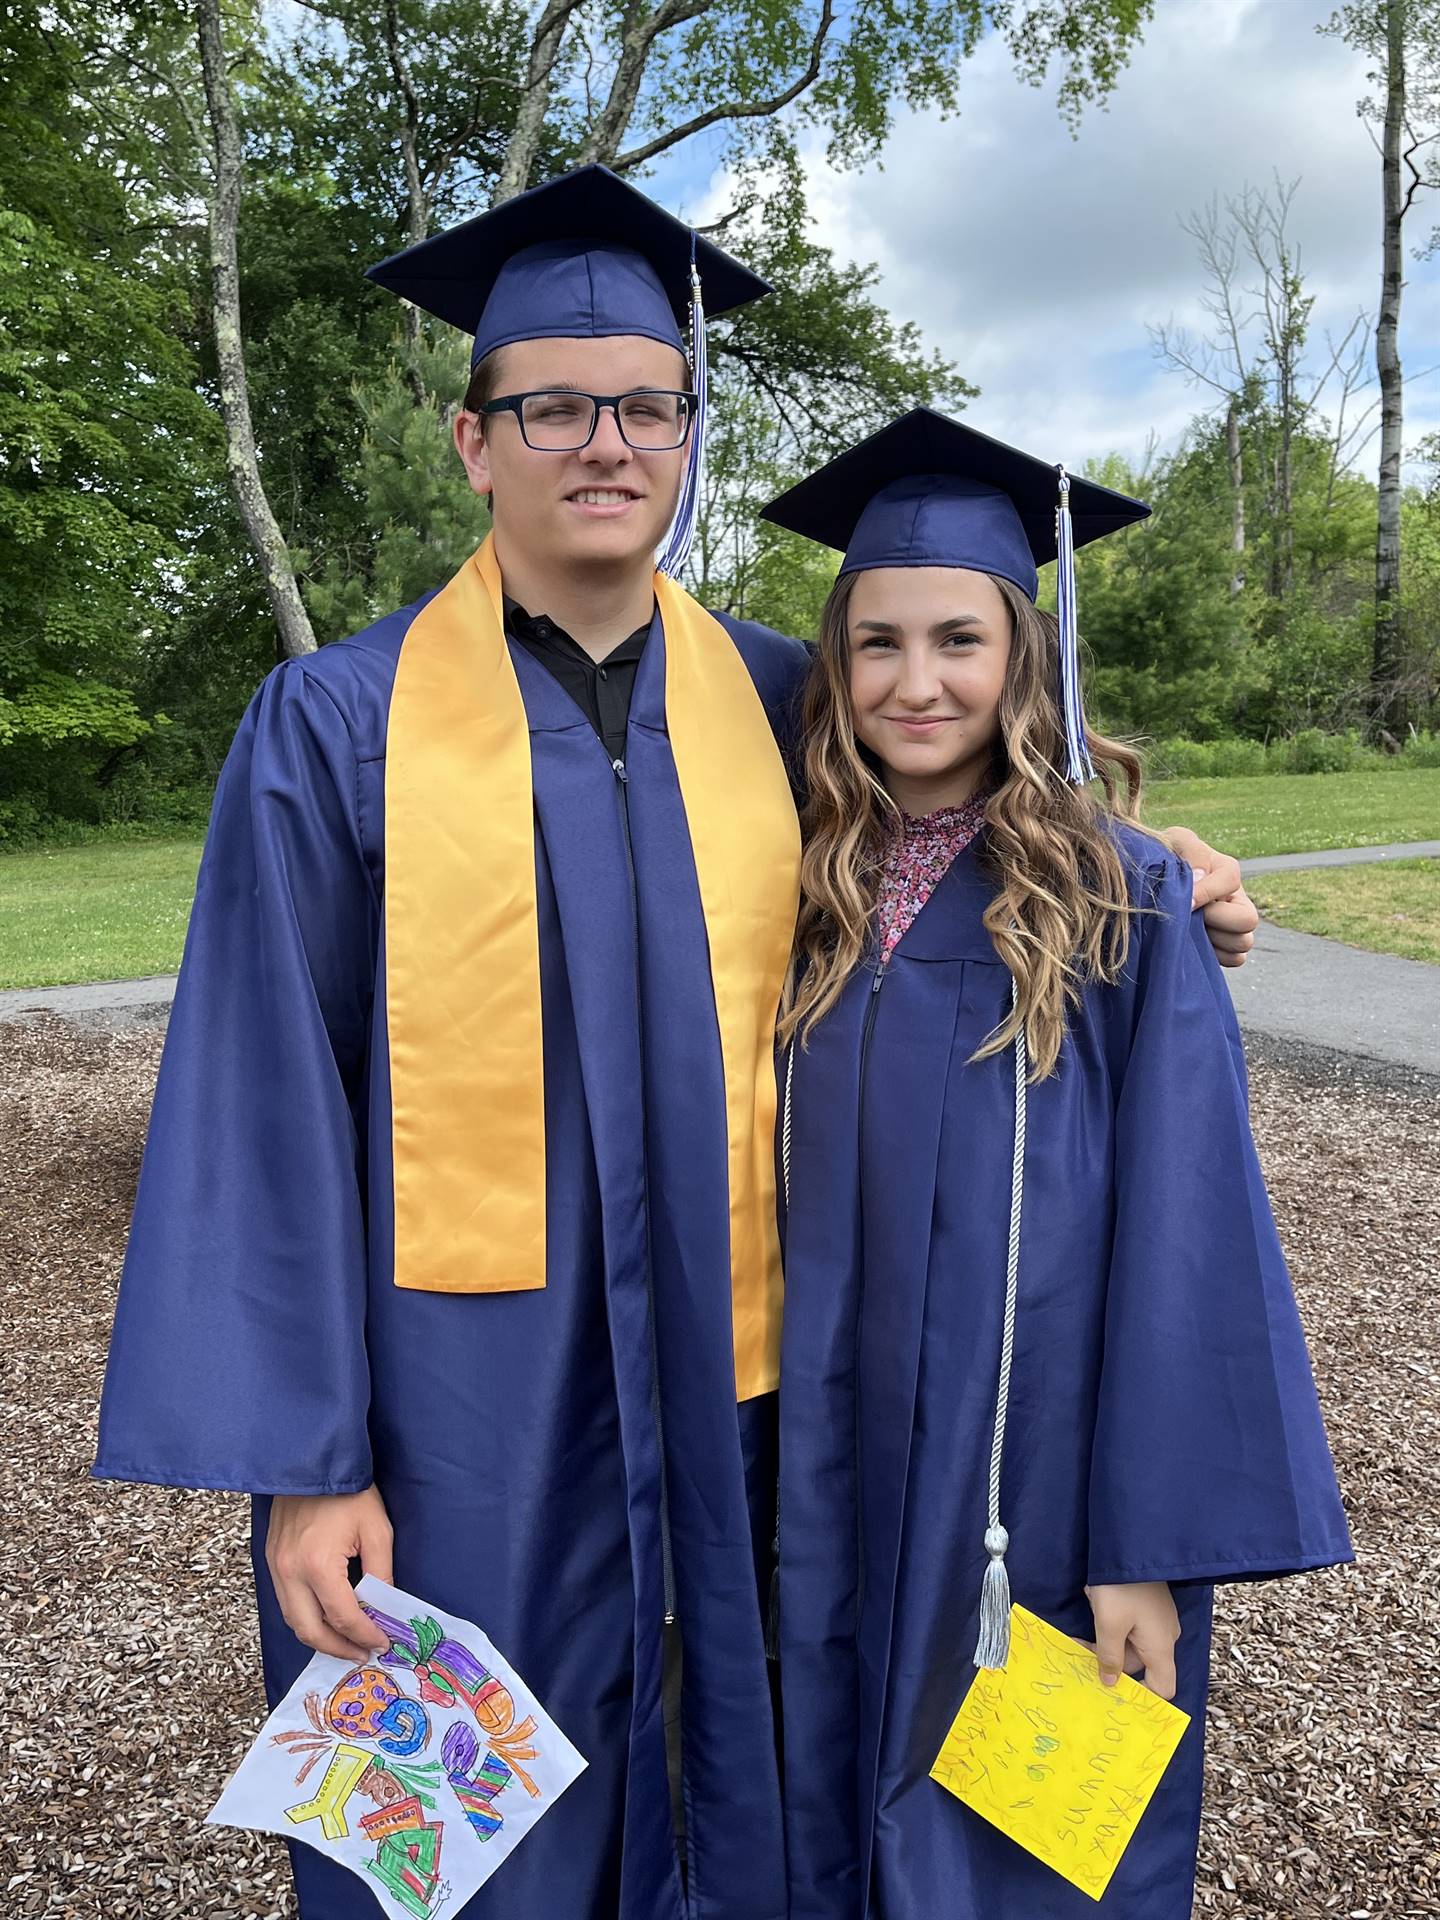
[930,1604,1190,1901]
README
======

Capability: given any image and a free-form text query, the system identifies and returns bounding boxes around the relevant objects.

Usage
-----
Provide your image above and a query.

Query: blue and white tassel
[657,236,707,579]
[973,982,1028,1671]
[1055,466,1096,785]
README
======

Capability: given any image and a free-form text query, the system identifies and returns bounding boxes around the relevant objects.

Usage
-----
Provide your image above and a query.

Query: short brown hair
[462,346,505,416]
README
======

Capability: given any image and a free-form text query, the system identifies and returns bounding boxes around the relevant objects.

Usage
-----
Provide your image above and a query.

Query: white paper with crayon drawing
[207,1576,586,1919]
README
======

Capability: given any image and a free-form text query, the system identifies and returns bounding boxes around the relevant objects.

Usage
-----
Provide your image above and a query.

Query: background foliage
[2,0,1436,843]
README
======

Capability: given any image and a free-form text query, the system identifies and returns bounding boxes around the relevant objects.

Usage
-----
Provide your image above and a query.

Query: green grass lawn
[1142,767,1440,859]
[1250,857,1440,965]
[2,763,1438,990]
[0,837,202,990]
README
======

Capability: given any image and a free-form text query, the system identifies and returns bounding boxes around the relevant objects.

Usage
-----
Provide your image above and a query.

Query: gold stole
[384,536,800,1400]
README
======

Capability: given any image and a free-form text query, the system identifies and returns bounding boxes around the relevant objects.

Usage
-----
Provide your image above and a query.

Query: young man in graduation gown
[94,166,1258,1919]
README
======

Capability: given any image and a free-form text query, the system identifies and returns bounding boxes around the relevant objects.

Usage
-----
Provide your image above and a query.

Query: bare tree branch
[712,339,830,450]
[694,196,760,238]
[578,0,714,168]
[613,0,839,172]
[1148,321,1235,397]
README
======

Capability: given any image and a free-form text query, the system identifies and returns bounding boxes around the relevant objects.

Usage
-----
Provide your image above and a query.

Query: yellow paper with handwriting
[930,1604,1191,1902]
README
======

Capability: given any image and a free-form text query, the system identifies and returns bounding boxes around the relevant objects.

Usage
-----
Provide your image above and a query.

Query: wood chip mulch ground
[2,1015,1436,1918]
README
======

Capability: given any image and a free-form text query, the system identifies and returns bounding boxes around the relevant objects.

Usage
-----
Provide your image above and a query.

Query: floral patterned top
[874,794,989,968]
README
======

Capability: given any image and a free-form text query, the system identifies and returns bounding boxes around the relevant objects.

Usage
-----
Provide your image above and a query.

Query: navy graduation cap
[761,407,1151,782]
[366,165,771,577]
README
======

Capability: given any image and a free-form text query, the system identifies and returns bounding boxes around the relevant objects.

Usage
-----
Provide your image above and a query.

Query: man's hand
[1084,1580,1181,1699]
[1153,824,1259,969]
[266,1486,395,1662]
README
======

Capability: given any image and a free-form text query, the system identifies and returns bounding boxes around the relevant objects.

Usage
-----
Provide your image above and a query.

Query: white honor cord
[781,1036,795,1212]
[974,976,1027,1670]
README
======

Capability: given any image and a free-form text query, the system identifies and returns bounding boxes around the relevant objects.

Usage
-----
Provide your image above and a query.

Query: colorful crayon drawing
[363,1606,545,1797]
[367,1813,445,1919]
[442,1722,513,1841]
[207,1576,587,1920]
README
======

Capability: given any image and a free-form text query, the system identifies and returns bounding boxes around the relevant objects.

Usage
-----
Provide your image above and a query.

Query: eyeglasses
[479,389,698,452]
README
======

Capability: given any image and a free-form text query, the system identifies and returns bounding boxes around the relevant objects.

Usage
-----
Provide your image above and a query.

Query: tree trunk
[1279,367,1295,599]
[579,21,653,166]
[1226,396,1245,596]
[494,0,583,204]
[1374,0,1407,727]
[195,0,316,659]
[384,0,429,401]
[580,0,722,168]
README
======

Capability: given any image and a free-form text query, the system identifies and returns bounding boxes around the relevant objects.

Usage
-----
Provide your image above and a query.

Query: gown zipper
[612,755,678,1629]
[859,954,888,1084]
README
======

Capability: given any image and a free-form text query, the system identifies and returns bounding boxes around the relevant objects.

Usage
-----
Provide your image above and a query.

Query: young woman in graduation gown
[764,411,1353,1920]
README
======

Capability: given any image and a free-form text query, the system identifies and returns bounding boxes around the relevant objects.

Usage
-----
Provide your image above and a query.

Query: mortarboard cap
[760,407,1151,781]
[365,163,768,366]
[760,406,1148,590]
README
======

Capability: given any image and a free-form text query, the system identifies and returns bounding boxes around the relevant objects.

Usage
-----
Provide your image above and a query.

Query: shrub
[1206,738,1268,777]
[1144,738,1216,780]
[1286,728,1361,774]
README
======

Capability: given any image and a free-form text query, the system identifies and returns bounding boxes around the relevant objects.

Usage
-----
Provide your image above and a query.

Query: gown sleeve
[1085,853,1354,1587]
[93,659,378,1497]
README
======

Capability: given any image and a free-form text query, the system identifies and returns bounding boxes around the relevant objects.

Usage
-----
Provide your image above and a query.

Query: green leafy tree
[305,335,491,638]
[0,3,216,836]
[1077,416,1386,743]
[114,0,1157,661]
[1077,442,1263,741]
[5,0,1161,833]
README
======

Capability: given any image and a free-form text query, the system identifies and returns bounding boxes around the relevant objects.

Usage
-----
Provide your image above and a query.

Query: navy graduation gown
[95,595,808,1920]
[777,828,1351,1920]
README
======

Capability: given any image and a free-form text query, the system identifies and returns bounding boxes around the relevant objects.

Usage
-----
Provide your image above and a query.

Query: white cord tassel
[1055,466,1096,785]
[974,1523,1012,1670]
[781,1038,795,1212]
[657,246,707,578]
[973,983,1028,1670]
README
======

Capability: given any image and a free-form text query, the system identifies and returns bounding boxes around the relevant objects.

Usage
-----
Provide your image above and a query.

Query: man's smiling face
[456,333,690,574]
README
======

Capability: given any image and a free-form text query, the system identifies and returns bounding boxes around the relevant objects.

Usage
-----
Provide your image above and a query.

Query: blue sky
[652,0,1440,483]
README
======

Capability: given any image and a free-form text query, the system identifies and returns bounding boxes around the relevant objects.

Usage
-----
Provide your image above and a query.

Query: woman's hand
[1083,1580,1181,1699]
[266,1486,395,1662]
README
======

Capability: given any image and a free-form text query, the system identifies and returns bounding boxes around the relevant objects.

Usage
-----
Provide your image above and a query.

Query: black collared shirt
[504,596,652,765]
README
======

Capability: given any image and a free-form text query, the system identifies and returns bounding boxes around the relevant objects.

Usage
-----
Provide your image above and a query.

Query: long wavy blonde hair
[780,568,1149,1079]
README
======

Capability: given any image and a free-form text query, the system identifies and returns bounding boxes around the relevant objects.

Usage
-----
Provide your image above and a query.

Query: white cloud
[705,0,1440,478]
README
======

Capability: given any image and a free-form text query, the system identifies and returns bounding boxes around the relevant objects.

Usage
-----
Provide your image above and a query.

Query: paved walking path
[0,973,176,1029]
[1227,839,1440,1076]
[4,839,1437,1071]
[1223,921,1439,1078]
[1241,838,1439,875]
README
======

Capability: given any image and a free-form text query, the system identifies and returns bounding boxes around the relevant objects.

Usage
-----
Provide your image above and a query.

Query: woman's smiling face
[847,565,1012,806]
